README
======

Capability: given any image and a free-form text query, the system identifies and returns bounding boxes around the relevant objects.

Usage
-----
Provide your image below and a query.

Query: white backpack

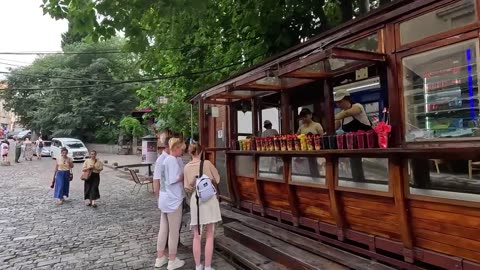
[195,159,217,233]
[195,159,217,203]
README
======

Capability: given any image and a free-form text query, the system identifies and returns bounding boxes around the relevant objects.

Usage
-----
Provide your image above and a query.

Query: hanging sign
[356,67,369,80]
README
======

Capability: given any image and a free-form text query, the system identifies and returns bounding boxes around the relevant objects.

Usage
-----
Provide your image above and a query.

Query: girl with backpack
[184,143,222,270]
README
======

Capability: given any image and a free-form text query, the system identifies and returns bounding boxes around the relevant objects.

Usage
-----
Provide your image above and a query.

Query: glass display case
[403,39,480,141]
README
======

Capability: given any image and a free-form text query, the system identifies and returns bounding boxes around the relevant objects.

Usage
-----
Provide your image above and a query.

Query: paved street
[0,153,234,270]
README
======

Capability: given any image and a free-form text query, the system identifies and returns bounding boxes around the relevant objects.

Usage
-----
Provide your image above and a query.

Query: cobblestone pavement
[0,156,234,270]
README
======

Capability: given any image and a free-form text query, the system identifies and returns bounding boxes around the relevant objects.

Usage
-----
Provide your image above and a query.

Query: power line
[7,54,265,91]
[0,71,111,83]
[0,37,262,56]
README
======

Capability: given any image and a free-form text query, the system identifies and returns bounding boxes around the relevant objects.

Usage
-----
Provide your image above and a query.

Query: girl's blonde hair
[188,143,203,156]
[168,137,185,151]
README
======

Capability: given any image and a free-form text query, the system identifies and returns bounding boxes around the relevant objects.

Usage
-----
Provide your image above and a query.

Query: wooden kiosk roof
[191,0,436,104]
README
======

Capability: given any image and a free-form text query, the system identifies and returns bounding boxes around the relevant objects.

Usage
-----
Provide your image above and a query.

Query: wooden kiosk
[192,0,480,269]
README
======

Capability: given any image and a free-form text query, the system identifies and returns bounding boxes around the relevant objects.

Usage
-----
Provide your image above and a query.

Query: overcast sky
[0,0,68,77]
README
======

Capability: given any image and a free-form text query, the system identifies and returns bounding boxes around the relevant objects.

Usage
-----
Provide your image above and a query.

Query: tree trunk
[339,0,354,23]
[358,0,370,15]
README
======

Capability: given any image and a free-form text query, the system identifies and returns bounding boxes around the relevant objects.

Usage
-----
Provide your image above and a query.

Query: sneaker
[154,256,167,268]
[167,258,185,270]
[195,264,203,270]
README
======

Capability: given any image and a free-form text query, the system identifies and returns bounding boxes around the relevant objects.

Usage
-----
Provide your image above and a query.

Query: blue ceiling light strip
[466,48,476,120]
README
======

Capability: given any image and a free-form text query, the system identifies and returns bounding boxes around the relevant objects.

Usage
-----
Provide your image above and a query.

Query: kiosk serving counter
[191,0,480,269]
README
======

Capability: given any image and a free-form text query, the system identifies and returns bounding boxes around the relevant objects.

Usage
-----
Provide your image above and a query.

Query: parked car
[50,138,89,161]
[14,130,31,140]
[7,128,24,139]
[22,141,51,157]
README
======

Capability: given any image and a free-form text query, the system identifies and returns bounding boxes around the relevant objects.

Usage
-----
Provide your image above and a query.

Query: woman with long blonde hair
[184,143,222,270]
[155,138,185,270]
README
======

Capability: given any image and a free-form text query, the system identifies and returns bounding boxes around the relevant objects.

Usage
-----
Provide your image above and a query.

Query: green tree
[41,0,391,135]
[2,38,140,141]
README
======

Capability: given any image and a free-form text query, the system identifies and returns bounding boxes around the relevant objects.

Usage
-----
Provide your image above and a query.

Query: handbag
[80,169,92,181]
[69,169,73,182]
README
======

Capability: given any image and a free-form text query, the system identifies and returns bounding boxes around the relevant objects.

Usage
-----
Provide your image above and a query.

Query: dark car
[14,130,31,140]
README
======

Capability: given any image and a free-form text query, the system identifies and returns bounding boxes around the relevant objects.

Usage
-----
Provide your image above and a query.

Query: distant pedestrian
[1,139,9,162]
[155,138,185,270]
[53,147,74,204]
[184,143,222,270]
[261,120,279,138]
[14,138,22,163]
[36,136,44,160]
[82,150,103,208]
[23,138,34,161]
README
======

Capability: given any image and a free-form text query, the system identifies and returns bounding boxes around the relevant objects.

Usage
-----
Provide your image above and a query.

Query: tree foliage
[2,39,140,142]
[41,0,392,135]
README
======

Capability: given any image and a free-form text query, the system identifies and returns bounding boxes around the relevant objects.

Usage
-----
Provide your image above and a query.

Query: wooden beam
[244,83,282,91]
[252,98,259,136]
[285,157,300,226]
[253,156,266,216]
[330,47,386,62]
[324,79,335,135]
[199,99,206,146]
[390,157,414,263]
[204,100,230,105]
[326,157,346,241]
[385,23,402,147]
[280,85,291,134]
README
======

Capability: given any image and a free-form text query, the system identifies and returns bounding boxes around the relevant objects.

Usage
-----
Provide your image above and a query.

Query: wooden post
[390,157,414,263]
[280,91,291,134]
[323,79,335,135]
[199,99,206,146]
[326,157,346,241]
[252,98,259,137]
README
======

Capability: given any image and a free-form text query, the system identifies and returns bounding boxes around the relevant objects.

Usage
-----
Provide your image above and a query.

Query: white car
[50,138,89,161]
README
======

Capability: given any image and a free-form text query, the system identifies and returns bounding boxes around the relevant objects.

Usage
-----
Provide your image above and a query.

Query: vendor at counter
[333,89,372,183]
[297,108,324,135]
[334,89,372,132]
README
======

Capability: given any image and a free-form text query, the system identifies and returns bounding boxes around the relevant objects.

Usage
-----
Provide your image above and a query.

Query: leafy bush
[119,117,146,138]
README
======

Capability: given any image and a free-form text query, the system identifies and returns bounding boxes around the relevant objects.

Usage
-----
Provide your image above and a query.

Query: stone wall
[85,143,120,154]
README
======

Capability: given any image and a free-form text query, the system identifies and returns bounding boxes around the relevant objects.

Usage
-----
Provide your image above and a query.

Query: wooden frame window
[402,37,480,142]
[395,0,479,50]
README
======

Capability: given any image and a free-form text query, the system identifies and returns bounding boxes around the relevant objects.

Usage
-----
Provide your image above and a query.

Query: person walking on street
[184,143,222,270]
[1,139,9,163]
[155,138,185,270]
[82,150,103,208]
[23,138,34,161]
[53,147,73,204]
[36,136,44,160]
[14,138,22,163]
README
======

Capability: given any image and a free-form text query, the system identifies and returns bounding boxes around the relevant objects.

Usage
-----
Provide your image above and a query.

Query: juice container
[286,135,294,151]
[280,136,287,151]
[273,136,281,151]
[306,135,314,151]
[314,134,321,150]
[267,137,274,151]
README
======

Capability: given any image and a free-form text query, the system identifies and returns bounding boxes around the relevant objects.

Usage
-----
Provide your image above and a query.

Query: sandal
[86,203,92,206]
[92,204,97,208]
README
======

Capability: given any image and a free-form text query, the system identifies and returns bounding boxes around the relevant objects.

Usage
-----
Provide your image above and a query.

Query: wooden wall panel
[340,192,401,240]
[260,181,290,211]
[410,200,480,263]
[295,186,335,224]
[237,176,257,203]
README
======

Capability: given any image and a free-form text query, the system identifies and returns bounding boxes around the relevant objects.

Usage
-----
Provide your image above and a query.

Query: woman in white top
[155,138,186,270]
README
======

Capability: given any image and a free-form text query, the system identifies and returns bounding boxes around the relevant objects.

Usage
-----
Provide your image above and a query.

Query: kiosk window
[258,157,284,181]
[235,156,255,177]
[341,33,379,53]
[237,111,252,139]
[338,157,389,192]
[403,39,480,142]
[399,0,476,45]
[409,158,480,202]
[291,157,326,185]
